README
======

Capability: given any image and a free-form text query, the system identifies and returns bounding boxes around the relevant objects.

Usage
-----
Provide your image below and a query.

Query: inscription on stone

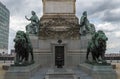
[44,0,75,14]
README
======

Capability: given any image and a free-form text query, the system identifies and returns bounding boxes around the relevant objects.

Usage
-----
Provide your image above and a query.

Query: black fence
[105,57,120,60]
[0,56,120,63]
[0,56,14,63]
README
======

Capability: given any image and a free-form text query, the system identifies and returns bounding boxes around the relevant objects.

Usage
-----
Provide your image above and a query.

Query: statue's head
[83,11,87,16]
[14,31,25,43]
[96,30,108,47]
[97,30,104,34]
[31,11,36,15]
[15,31,26,40]
[90,24,96,33]
[16,31,25,37]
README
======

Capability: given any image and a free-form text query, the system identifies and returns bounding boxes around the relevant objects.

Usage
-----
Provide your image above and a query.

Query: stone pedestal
[28,0,88,68]
[80,34,92,50]
[79,63,117,79]
[29,35,39,49]
[45,68,77,79]
[42,0,76,14]
[30,38,87,67]
[5,64,41,79]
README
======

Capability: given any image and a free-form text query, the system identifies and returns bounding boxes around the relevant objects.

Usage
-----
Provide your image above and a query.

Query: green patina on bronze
[79,11,96,35]
[13,31,34,66]
[86,30,108,64]
[25,11,39,35]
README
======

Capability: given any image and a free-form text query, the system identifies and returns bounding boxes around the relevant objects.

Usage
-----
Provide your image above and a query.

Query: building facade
[0,2,10,53]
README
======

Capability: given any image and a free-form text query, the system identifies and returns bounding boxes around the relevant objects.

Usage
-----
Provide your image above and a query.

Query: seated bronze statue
[25,11,39,34]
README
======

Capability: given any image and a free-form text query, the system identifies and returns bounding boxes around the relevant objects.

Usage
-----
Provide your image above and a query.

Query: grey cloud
[8,28,16,49]
[2,0,120,22]
[1,0,24,15]
[1,0,42,17]
[101,29,118,33]
[76,0,120,23]
[100,10,120,22]
[89,0,119,15]
[106,33,120,53]
[99,25,120,33]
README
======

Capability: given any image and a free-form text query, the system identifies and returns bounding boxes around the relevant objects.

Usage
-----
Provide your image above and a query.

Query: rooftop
[0,1,10,13]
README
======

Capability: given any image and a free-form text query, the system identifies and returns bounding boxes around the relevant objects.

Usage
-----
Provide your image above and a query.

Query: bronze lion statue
[14,31,34,65]
[86,30,108,64]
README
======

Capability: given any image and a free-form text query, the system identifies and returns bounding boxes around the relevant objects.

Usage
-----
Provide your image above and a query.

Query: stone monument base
[79,63,117,79]
[45,68,77,79]
[29,34,87,67]
[5,64,41,79]
[80,34,92,49]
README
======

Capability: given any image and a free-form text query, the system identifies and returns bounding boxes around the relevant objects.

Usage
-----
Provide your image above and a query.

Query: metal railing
[0,56,14,63]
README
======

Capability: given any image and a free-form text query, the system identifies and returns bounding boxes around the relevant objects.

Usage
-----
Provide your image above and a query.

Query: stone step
[31,68,94,79]
[45,69,76,79]
[46,74,74,79]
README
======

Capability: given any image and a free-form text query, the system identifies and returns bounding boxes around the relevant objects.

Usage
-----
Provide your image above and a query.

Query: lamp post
[2,45,5,63]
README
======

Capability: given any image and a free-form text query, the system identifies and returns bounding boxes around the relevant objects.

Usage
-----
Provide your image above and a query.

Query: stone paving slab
[1,63,120,79]
[45,68,76,79]
[0,64,6,79]
[31,67,94,79]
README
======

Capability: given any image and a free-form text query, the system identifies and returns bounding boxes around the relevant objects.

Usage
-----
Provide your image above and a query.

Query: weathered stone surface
[2,65,9,70]
[39,0,79,39]
[5,64,41,79]
[29,35,39,49]
[79,63,117,79]
[43,0,76,14]
[45,68,77,79]
[39,15,79,39]
[33,53,87,67]
[80,34,92,49]
[29,38,87,67]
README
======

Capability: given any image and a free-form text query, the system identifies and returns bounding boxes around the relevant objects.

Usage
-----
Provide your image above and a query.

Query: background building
[0,2,10,53]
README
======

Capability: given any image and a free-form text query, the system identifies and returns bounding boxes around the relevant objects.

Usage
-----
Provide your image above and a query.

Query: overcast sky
[1,0,120,53]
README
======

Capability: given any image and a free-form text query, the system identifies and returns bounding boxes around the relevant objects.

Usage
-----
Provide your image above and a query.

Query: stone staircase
[45,68,76,79]
[31,67,93,79]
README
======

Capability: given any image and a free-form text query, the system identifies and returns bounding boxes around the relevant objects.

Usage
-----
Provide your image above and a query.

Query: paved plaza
[114,63,120,79]
[0,64,5,79]
[30,67,93,79]
[1,62,120,79]
[0,61,13,79]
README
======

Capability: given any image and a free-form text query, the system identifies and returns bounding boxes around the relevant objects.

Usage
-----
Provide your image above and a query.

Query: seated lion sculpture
[86,30,108,64]
[14,31,34,65]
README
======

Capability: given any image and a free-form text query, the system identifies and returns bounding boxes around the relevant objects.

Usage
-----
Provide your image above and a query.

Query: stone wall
[30,37,92,67]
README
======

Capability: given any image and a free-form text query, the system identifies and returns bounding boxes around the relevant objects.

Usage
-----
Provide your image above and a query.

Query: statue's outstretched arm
[25,16,30,21]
